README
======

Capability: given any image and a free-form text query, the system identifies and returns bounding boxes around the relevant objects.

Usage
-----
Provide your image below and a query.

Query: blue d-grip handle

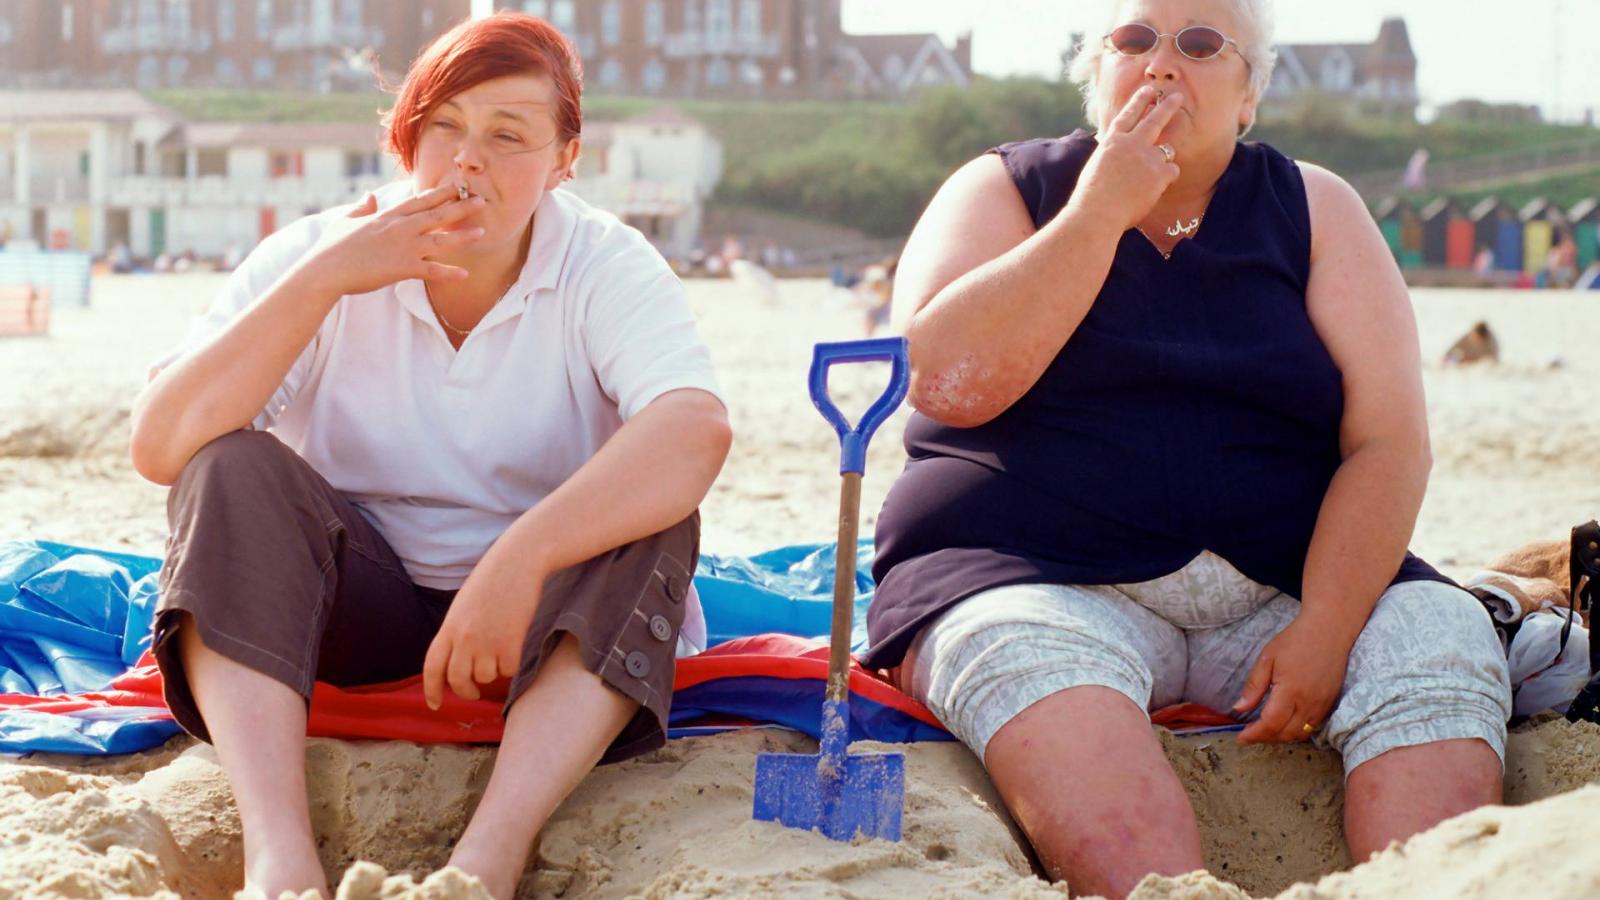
[808,337,911,475]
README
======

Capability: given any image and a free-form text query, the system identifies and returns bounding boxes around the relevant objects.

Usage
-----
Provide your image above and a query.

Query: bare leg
[174,616,328,898]
[983,686,1204,899]
[1344,738,1502,862]
[447,634,637,899]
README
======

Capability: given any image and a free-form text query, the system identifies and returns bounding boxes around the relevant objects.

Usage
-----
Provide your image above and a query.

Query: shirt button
[649,615,673,642]
[625,651,651,678]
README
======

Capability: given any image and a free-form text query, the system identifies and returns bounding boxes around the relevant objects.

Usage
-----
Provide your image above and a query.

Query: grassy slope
[146,87,1600,236]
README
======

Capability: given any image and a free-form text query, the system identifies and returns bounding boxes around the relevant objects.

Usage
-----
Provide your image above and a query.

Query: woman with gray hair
[865,0,1512,896]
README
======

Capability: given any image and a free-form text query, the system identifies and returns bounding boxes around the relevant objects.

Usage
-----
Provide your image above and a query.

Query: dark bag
[1564,520,1600,723]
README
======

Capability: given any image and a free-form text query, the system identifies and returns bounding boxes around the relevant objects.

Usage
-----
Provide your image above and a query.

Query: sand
[2,273,1599,898]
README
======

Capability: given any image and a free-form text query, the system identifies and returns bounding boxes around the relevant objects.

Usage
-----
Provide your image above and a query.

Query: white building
[570,107,722,257]
[1,91,721,261]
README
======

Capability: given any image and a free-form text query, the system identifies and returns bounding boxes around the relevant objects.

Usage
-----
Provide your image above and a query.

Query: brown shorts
[152,430,699,764]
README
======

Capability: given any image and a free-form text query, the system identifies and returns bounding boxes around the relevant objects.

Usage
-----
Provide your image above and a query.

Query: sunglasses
[1104,23,1240,63]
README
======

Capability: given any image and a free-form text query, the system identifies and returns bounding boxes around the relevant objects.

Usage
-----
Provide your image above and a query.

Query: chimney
[954,30,973,76]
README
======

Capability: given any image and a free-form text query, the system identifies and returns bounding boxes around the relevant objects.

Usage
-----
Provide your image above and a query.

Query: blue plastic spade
[752,337,910,842]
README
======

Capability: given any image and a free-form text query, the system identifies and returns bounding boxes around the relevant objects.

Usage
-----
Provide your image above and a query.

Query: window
[599,58,624,87]
[270,151,303,178]
[256,0,273,36]
[707,0,730,37]
[601,0,620,46]
[550,0,575,32]
[216,56,239,83]
[197,149,228,176]
[739,0,759,39]
[61,5,73,40]
[521,0,548,18]
[139,0,159,26]
[339,0,361,31]
[138,55,161,87]
[167,0,191,33]
[740,59,762,86]
[345,151,379,176]
[311,0,332,40]
[705,57,730,86]
[167,54,189,83]
[254,55,275,82]
[684,0,700,34]
[645,0,663,45]
[884,54,904,84]
[217,0,236,40]
[642,57,666,93]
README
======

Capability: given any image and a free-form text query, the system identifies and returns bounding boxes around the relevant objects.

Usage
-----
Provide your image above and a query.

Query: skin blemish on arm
[922,353,988,417]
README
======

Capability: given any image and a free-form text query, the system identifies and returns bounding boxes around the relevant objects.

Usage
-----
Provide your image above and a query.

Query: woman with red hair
[129,12,730,897]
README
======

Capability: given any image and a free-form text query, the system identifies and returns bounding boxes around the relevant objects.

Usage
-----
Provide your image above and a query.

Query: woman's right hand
[1069,86,1186,232]
[297,183,487,297]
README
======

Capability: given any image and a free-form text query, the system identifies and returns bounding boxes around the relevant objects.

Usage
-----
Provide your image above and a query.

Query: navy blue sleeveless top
[864,130,1450,670]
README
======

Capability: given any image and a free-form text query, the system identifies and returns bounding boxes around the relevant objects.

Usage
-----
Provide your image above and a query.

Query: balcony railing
[106,173,393,208]
[28,175,91,203]
[565,177,695,216]
[271,23,386,51]
[662,31,781,59]
[101,24,214,54]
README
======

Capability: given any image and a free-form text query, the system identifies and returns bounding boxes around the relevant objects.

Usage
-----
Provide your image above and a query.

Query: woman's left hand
[1233,613,1357,744]
[422,557,546,710]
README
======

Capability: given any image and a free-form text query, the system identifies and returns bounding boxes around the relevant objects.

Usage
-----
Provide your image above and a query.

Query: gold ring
[1302,722,1315,734]
[1158,143,1175,164]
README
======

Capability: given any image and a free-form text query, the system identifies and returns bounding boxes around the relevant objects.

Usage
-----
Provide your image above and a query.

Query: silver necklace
[1136,214,1205,260]
[1166,215,1203,237]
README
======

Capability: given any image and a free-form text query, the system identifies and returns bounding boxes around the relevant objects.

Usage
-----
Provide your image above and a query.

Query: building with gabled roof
[1266,17,1418,119]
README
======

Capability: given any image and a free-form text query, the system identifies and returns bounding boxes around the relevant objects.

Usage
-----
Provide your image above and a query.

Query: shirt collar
[390,183,577,336]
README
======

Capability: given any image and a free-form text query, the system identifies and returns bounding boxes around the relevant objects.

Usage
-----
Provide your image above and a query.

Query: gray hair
[1068,0,1278,136]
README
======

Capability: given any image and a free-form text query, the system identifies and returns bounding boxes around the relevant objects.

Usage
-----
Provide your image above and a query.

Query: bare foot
[447,833,540,900]
[244,846,329,900]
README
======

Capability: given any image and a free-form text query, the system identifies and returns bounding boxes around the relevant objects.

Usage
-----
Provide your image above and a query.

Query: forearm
[480,389,732,582]
[906,203,1123,426]
[1299,439,1432,644]
[129,263,340,484]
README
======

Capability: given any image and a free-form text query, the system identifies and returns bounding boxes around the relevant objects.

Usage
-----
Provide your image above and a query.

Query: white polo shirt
[164,182,723,623]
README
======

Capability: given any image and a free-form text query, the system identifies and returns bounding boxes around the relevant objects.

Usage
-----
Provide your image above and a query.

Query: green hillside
[147,83,1600,238]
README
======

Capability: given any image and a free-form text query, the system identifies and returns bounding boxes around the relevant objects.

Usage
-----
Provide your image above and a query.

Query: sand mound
[4,719,1597,898]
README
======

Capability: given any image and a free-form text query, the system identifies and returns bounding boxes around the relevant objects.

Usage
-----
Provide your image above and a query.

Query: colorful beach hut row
[1372,196,1600,273]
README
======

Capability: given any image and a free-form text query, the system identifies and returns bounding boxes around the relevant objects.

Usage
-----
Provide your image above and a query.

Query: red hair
[385,11,584,171]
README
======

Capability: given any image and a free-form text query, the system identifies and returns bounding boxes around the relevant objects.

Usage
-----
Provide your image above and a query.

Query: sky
[841,0,1600,123]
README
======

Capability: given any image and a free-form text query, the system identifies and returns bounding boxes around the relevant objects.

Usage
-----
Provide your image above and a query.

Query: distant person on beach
[128,13,730,899]
[1547,235,1579,289]
[1443,320,1499,366]
[866,1,1511,896]
[858,256,898,336]
[1474,243,1496,281]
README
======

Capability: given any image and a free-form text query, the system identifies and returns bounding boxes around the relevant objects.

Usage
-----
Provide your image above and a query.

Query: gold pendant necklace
[423,283,474,337]
[423,273,519,339]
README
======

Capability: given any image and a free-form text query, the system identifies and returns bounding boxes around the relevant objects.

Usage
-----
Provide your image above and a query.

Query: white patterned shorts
[901,552,1512,774]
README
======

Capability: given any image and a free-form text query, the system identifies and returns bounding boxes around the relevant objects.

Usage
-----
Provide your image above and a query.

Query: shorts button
[649,615,673,642]
[664,576,685,602]
[625,651,651,678]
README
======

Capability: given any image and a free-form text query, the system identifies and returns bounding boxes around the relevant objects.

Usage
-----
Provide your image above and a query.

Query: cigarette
[456,183,469,201]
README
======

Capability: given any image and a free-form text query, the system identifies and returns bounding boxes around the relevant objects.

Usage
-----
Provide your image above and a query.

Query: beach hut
[1571,198,1600,271]
[1471,197,1523,273]
[1520,198,1565,278]
[1420,197,1472,268]
[1373,197,1423,267]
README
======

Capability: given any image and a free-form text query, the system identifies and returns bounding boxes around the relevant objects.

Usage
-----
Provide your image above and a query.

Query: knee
[173,430,297,496]
[1361,583,1509,687]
